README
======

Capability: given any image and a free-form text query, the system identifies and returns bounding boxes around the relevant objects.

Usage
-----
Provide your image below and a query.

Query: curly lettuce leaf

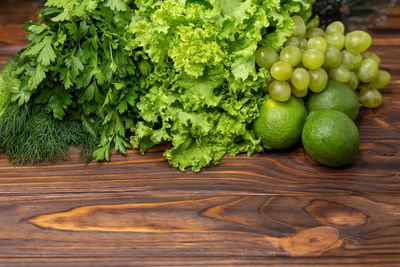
[128,0,314,171]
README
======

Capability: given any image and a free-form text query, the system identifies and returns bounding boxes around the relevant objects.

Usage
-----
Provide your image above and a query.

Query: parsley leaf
[28,64,46,90]
[37,36,56,66]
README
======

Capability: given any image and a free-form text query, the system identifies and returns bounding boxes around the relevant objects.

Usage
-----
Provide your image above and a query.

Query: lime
[254,95,307,150]
[302,110,360,167]
[306,80,359,121]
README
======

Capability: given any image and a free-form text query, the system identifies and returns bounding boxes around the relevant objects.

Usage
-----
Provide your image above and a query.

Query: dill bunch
[0,103,97,165]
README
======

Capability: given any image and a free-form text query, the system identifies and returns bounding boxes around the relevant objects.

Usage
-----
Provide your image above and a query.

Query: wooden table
[0,1,399,266]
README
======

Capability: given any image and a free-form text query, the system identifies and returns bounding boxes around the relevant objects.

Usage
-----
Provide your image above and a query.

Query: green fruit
[359,86,382,108]
[324,46,342,69]
[270,61,293,81]
[326,21,345,35]
[325,32,345,50]
[306,28,325,38]
[329,64,351,84]
[345,30,372,54]
[306,80,360,121]
[302,48,325,70]
[280,46,302,67]
[291,85,308,98]
[362,51,381,65]
[307,37,327,52]
[255,47,279,70]
[269,80,291,102]
[291,68,310,90]
[254,95,307,150]
[302,110,360,167]
[341,50,363,70]
[347,72,359,91]
[292,15,306,38]
[370,70,391,89]
[357,58,379,83]
[308,68,328,93]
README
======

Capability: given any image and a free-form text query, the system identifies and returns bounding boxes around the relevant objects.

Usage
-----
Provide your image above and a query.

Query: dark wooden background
[0,1,399,266]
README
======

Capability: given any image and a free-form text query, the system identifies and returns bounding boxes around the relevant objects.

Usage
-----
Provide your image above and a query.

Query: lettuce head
[127,0,314,171]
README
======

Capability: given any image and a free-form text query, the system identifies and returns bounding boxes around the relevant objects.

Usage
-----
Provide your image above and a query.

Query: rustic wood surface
[0,1,399,266]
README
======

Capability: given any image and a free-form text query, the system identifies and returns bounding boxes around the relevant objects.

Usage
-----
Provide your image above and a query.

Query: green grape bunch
[255,16,391,109]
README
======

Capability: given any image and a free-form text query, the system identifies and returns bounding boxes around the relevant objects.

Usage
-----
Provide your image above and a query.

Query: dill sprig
[0,103,97,165]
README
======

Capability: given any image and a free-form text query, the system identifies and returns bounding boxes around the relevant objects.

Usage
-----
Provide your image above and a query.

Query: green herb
[0,103,96,164]
[0,0,314,171]
[0,0,144,162]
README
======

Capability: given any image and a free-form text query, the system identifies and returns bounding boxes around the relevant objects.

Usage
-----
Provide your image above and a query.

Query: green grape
[326,21,345,35]
[324,46,343,69]
[357,58,379,83]
[347,72,359,91]
[291,68,310,90]
[370,70,391,89]
[292,15,306,38]
[345,30,372,54]
[280,46,302,67]
[341,50,363,70]
[286,37,300,47]
[306,28,325,39]
[300,39,308,51]
[309,68,328,93]
[291,84,308,98]
[270,61,293,81]
[307,37,327,52]
[302,48,325,70]
[269,80,291,102]
[329,64,351,83]
[362,51,381,65]
[325,32,345,50]
[255,47,279,70]
[359,86,382,108]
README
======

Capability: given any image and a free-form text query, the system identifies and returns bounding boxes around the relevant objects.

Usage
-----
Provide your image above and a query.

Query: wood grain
[0,1,400,266]
[0,140,398,195]
[1,194,400,258]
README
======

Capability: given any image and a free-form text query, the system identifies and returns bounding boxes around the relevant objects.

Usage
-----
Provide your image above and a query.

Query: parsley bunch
[0,0,146,163]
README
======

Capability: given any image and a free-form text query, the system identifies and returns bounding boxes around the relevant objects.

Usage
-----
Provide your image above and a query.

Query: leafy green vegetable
[0,0,144,163]
[0,103,96,164]
[127,0,314,171]
[0,0,314,171]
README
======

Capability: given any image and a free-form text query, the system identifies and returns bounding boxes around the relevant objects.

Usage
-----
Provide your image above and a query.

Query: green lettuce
[127,0,314,171]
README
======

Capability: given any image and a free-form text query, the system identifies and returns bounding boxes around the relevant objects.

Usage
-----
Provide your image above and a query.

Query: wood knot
[305,200,368,228]
[288,226,340,255]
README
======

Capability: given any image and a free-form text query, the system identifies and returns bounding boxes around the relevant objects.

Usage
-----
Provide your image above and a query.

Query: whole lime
[302,110,360,167]
[306,80,359,121]
[254,95,307,150]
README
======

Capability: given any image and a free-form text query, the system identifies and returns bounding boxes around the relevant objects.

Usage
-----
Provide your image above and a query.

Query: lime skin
[306,80,360,121]
[302,110,360,167]
[254,95,307,150]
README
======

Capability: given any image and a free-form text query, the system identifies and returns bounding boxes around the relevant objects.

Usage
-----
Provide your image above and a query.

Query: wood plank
[0,1,399,265]
[0,0,42,25]
[0,139,398,195]
[0,25,29,47]
[2,256,400,266]
[0,193,400,258]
